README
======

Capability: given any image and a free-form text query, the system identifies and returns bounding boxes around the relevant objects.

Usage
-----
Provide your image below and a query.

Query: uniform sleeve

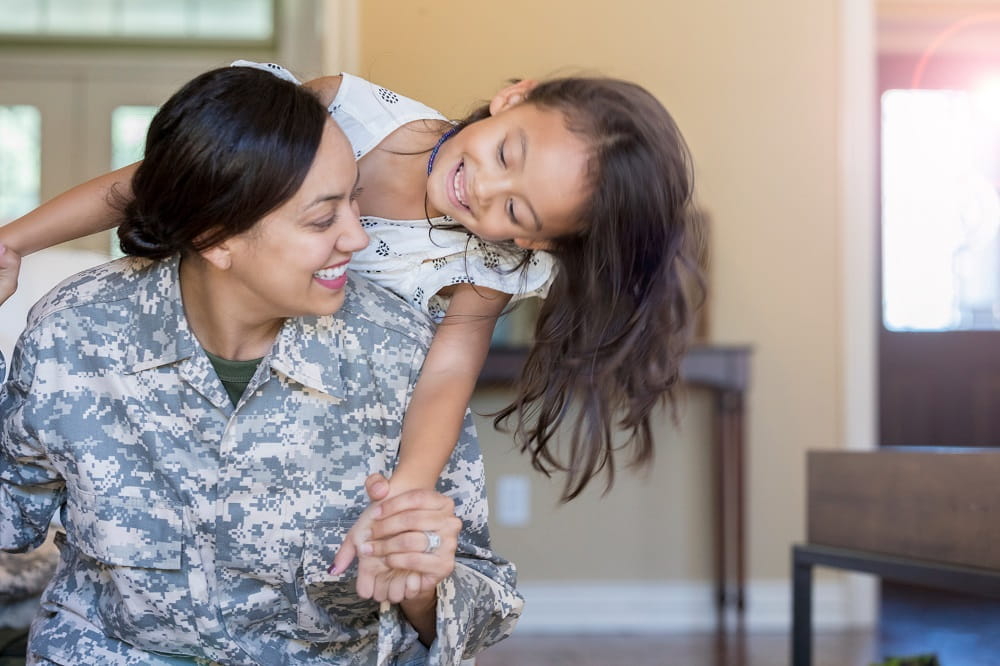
[427,412,524,664]
[0,335,65,553]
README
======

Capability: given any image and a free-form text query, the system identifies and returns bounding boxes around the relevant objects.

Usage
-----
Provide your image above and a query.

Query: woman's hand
[355,473,461,646]
[350,474,461,605]
[363,477,461,602]
[0,243,22,306]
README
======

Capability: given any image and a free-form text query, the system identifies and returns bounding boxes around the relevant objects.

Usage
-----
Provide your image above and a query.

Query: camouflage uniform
[0,256,523,665]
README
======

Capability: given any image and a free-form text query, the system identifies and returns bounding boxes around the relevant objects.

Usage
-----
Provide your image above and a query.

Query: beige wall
[346,0,847,590]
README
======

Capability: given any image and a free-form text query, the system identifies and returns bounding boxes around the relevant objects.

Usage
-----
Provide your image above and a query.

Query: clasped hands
[330,474,461,604]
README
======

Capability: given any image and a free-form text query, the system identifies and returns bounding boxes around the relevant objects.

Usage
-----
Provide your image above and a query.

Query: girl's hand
[328,472,426,575]
[0,243,22,306]
[329,474,423,602]
[354,474,462,603]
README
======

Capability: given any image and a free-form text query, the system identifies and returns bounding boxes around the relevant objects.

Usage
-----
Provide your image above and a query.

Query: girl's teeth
[454,164,467,207]
[314,265,347,279]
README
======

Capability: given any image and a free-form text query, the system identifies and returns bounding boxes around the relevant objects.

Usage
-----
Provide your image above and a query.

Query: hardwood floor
[877,582,1000,666]
[475,630,876,666]
[477,583,1000,666]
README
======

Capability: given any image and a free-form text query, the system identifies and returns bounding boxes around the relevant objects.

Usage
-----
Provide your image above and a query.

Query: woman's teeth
[314,265,347,280]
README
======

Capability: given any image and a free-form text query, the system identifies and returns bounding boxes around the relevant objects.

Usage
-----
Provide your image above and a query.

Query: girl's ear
[489,79,538,116]
[513,237,553,251]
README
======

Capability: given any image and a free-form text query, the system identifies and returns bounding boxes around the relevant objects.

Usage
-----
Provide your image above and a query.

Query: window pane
[120,0,188,37]
[0,106,41,225]
[111,105,157,170]
[46,0,114,36]
[194,0,272,39]
[0,0,274,42]
[0,0,41,33]
[881,88,1000,331]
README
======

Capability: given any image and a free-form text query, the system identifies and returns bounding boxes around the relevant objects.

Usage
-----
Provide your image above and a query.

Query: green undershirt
[204,349,264,406]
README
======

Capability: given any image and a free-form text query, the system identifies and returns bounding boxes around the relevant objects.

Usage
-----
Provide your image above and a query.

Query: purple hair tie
[426,126,458,175]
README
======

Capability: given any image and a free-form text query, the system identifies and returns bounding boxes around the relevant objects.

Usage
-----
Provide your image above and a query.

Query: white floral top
[233,61,557,322]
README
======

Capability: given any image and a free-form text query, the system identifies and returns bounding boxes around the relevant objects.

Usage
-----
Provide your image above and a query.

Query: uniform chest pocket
[295,519,379,642]
[66,489,184,568]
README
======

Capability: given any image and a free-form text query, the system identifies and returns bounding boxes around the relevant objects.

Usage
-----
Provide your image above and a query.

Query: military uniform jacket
[0,256,523,665]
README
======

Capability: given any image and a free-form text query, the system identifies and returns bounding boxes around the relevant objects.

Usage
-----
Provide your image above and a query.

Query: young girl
[0,61,702,576]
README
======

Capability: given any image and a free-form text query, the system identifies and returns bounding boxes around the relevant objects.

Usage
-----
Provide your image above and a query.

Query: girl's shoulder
[302,75,343,108]
[327,73,449,160]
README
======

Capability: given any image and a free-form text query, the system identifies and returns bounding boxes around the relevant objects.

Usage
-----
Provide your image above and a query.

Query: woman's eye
[311,217,336,230]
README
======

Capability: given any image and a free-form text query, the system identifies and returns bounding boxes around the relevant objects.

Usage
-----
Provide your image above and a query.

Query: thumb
[365,473,390,502]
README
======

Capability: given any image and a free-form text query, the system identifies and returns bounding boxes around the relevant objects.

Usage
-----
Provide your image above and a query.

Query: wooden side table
[480,343,753,621]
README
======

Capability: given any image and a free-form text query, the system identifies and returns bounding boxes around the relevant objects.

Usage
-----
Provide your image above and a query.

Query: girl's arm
[0,71,343,257]
[329,283,511,575]
[392,283,512,495]
[0,162,137,256]
[0,243,21,306]
[0,74,341,257]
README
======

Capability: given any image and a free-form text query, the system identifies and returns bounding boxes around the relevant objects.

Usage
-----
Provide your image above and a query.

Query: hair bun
[117,215,175,260]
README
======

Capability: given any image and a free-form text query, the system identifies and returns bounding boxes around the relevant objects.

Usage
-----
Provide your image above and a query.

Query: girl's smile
[447,160,472,213]
[427,100,590,246]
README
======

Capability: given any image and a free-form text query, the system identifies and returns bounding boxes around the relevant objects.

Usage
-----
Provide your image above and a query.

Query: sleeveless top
[232,61,557,323]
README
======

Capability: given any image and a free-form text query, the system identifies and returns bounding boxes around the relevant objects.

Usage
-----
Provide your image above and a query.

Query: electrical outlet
[495,474,531,526]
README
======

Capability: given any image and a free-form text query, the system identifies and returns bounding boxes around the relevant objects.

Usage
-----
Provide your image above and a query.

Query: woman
[0,66,521,665]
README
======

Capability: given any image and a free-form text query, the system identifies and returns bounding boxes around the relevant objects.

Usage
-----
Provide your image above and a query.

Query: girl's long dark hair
[457,78,705,502]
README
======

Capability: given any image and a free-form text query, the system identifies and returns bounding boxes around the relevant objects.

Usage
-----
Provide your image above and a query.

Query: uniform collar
[124,256,345,401]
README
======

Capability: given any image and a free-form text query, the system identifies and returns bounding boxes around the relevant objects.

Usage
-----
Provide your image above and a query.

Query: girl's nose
[473,169,508,206]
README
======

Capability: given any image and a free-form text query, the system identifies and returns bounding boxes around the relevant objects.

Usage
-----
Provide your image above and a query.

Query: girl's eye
[498,140,507,168]
[351,186,365,201]
[506,199,520,226]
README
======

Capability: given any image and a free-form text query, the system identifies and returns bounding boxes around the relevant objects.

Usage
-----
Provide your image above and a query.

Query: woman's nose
[340,211,369,252]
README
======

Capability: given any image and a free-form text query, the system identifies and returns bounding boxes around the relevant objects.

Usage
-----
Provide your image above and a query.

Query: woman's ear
[489,79,538,116]
[200,242,233,271]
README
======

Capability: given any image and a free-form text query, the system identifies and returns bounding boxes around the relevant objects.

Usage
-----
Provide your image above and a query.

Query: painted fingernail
[328,562,339,574]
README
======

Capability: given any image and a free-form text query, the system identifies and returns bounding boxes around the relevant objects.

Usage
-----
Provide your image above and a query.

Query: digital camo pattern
[0,256,523,665]
[0,528,57,604]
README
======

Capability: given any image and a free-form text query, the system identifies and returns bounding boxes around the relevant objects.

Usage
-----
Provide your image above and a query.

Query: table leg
[714,392,727,619]
[726,391,746,612]
[792,547,814,666]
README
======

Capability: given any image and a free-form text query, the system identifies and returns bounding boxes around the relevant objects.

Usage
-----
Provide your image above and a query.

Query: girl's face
[426,95,591,249]
[216,122,369,321]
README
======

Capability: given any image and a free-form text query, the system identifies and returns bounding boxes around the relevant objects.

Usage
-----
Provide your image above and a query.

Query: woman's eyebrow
[302,169,361,211]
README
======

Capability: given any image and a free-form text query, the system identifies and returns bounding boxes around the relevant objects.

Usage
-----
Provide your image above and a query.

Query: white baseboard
[514,576,877,634]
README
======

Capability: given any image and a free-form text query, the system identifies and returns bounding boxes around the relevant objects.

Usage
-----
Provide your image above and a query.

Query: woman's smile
[313,261,350,290]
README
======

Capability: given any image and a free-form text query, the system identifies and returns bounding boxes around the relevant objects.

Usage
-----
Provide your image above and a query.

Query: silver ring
[423,530,441,554]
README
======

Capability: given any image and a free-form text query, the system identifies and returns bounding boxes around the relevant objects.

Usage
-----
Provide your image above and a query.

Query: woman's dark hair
[117,66,329,258]
[456,78,705,501]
